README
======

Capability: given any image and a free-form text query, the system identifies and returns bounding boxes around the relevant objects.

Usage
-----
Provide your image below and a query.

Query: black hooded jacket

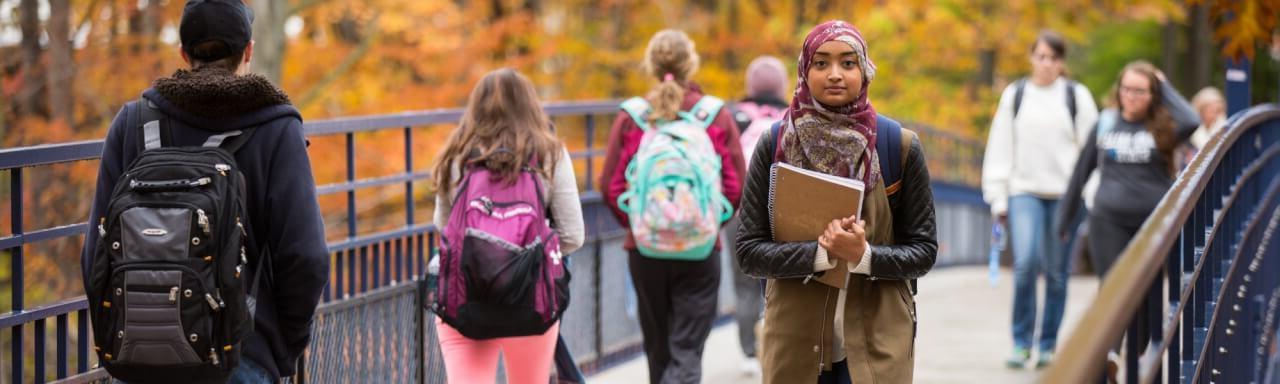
[81,67,329,378]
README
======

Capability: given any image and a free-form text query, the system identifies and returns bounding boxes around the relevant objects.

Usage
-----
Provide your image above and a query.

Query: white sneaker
[741,357,761,377]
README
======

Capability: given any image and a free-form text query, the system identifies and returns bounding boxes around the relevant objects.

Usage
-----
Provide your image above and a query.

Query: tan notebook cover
[769,162,865,288]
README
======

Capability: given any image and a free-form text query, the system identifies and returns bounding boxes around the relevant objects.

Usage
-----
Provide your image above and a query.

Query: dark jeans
[628,248,721,384]
[722,216,763,358]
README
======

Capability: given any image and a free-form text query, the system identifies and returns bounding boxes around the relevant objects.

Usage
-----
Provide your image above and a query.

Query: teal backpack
[617,96,734,261]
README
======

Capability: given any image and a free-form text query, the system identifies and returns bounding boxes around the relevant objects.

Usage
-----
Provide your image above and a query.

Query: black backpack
[86,100,260,383]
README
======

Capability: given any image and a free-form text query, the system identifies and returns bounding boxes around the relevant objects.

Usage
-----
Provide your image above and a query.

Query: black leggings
[1088,214,1159,353]
[628,249,721,384]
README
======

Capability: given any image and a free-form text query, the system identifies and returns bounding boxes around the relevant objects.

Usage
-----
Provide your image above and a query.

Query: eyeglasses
[1031,53,1062,63]
[1120,86,1151,96]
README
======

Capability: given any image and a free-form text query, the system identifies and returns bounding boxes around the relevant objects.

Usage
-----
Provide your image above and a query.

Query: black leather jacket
[734,126,938,281]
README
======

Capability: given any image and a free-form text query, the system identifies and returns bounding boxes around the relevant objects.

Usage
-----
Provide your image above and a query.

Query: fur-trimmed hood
[142,67,301,132]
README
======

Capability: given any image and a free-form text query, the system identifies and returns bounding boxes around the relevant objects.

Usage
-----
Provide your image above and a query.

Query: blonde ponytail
[642,30,699,122]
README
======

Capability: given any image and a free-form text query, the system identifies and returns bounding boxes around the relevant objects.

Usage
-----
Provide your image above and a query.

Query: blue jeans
[228,358,276,384]
[1008,195,1069,352]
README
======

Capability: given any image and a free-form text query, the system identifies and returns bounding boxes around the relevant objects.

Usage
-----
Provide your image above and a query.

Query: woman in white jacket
[981,30,1099,369]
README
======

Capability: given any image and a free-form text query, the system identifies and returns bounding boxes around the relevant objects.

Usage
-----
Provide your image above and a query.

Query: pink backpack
[735,102,785,164]
[433,161,569,339]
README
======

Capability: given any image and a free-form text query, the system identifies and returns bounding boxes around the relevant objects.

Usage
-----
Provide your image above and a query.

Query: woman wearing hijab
[735,20,937,383]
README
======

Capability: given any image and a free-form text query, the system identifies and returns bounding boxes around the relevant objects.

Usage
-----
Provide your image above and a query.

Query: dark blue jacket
[81,67,329,379]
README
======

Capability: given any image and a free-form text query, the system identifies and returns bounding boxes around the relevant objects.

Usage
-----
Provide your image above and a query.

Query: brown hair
[1030,29,1067,59]
[643,30,700,122]
[433,68,561,197]
[188,40,246,72]
[1111,60,1178,168]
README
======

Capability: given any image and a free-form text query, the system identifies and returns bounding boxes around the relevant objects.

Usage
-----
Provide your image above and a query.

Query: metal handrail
[1045,104,1280,383]
[2,98,987,383]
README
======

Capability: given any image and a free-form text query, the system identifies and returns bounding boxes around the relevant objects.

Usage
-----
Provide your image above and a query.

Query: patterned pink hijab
[780,20,880,187]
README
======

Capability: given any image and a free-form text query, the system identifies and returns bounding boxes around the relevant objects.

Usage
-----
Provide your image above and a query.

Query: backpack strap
[138,99,172,152]
[203,128,259,153]
[682,95,725,130]
[1096,108,1119,138]
[1013,77,1078,124]
[1065,79,1078,124]
[875,115,913,196]
[769,121,785,163]
[620,97,653,131]
[1012,78,1027,120]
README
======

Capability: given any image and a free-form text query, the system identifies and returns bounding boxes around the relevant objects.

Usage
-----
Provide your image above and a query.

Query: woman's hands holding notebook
[819,216,867,264]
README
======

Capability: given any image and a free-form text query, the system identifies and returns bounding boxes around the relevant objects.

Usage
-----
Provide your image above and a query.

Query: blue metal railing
[0,100,986,383]
[1048,104,1280,383]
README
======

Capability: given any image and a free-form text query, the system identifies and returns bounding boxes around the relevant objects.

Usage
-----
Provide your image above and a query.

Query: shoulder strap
[203,127,259,153]
[1012,78,1027,120]
[683,95,725,130]
[769,121,785,163]
[875,115,906,195]
[1096,108,1119,138]
[1065,79,1078,124]
[620,97,653,131]
[138,99,171,152]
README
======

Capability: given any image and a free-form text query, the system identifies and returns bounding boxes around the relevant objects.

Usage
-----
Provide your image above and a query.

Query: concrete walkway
[591,266,1100,383]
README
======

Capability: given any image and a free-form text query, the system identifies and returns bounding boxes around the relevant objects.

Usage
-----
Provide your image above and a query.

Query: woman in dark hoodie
[82,1,329,382]
[1056,60,1198,375]
[599,29,746,384]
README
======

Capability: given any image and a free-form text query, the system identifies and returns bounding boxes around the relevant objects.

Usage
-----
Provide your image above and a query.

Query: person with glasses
[1056,60,1199,379]
[982,29,1100,369]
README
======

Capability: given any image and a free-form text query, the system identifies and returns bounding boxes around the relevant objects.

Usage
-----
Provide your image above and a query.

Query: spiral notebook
[769,162,865,288]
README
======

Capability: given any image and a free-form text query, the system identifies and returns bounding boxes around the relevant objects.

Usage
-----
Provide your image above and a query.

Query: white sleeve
[982,84,1017,216]
[549,146,586,254]
[814,247,837,272]
[1073,83,1100,146]
[848,243,873,275]
[433,161,461,229]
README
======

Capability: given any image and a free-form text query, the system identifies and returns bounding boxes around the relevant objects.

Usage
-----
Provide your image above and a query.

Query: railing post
[405,126,414,227]
[35,318,45,382]
[77,309,88,373]
[1166,244,1182,382]
[585,115,596,191]
[56,313,68,379]
[11,168,24,384]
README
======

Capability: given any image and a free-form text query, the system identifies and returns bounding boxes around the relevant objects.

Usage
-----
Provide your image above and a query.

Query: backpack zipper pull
[98,217,107,237]
[196,209,211,235]
[169,287,179,302]
[190,177,212,187]
[204,293,221,311]
[215,164,231,176]
[209,349,220,366]
[237,217,247,237]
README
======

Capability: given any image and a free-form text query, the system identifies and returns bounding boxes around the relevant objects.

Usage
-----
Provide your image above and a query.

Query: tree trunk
[250,0,289,85]
[1187,3,1212,91]
[793,0,806,36]
[723,0,738,72]
[17,0,45,119]
[1162,21,1182,90]
[606,2,627,98]
[48,0,76,126]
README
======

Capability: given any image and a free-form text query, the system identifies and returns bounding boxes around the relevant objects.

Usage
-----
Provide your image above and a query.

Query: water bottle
[989,222,1004,287]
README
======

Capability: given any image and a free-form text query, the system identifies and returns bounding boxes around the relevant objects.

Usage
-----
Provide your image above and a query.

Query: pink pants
[435,319,560,384]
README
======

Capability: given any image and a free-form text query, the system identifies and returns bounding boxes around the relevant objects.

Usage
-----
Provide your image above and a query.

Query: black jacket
[735,122,938,280]
[81,67,329,379]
